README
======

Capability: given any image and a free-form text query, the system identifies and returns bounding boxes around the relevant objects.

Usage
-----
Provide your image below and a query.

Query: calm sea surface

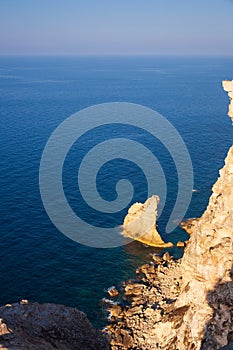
[0,56,232,326]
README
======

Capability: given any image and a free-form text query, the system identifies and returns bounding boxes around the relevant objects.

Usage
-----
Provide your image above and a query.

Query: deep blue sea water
[0,56,232,327]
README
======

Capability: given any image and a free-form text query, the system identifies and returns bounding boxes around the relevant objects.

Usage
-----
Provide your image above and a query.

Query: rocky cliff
[0,301,109,350]
[223,80,233,122]
[106,81,233,350]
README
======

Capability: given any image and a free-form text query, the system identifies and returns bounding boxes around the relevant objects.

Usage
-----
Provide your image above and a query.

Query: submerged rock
[122,195,173,247]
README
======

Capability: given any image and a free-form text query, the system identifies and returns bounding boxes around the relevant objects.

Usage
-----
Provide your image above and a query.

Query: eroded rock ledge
[106,82,233,350]
[0,301,109,350]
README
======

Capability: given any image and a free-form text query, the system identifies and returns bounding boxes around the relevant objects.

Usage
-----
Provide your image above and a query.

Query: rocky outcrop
[223,80,233,122]
[122,196,173,247]
[0,300,109,350]
[105,253,183,349]
[106,82,233,350]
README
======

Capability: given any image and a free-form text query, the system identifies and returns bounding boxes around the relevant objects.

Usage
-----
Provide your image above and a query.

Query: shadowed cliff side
[0,301,109,350]
[106,81,233,350]
[201,278,233,350]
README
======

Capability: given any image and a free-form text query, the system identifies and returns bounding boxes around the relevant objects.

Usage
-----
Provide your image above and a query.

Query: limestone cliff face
[179,145,233,310]
[153,145,233,350]
[223,80,233,122]
[107,82,233,350]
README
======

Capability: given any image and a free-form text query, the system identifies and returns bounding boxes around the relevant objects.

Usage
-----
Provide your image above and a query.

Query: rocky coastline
[104,80,233,349]
[1,80,232,350]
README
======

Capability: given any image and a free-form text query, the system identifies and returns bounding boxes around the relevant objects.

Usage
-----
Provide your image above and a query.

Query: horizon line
[1,53,233,58]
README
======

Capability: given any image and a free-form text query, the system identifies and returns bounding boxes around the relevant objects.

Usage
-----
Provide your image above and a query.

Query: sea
[0,56,232,327]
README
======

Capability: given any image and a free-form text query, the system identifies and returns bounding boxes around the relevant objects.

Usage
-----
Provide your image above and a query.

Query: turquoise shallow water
[0,56,232,326]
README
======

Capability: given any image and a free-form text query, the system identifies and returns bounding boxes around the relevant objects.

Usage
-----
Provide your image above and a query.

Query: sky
[0,0,233,56]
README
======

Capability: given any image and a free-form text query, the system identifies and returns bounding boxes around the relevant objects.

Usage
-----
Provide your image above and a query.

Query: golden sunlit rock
[122,195,173,248]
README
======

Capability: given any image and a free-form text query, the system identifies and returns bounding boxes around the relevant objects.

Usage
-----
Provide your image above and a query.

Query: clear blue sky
[0,0,233,55]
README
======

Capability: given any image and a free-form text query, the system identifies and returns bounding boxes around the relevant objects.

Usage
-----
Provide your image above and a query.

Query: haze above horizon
[0,0,233,56]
